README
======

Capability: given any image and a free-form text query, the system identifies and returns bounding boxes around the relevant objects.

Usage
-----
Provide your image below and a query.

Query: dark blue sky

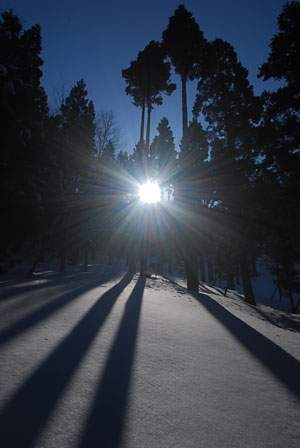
[1,0,286,150]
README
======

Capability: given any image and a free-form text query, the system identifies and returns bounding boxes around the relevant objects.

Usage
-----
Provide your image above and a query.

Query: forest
[0,2,299,312]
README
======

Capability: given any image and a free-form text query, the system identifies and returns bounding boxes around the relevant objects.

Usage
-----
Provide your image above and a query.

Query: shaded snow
[0,263,299,448]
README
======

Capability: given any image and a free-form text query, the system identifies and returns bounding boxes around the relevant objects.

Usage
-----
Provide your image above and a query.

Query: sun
[139,181,161,204]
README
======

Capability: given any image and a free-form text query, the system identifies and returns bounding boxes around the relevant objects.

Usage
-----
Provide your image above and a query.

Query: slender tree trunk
[181,74,193,289]
[128,245,137,273]
[240,253,256,305]
[199,253,206,282]
[59,249,66,272]
[71,247,79,266]
[146,104,151,151]
[207,257,214,283]
[128,257,136,273]
[288,290,296,314]
[157,248,163,276]
[84,244,88,272]
[59,209,70,273]
[25,236,47,278]
[181,75,188,136]
[185,252,198,292]
[139,102,145,144]
[140,249,147,275]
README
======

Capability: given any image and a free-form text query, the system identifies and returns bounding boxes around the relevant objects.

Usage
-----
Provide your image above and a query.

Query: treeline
[0,4,299,312]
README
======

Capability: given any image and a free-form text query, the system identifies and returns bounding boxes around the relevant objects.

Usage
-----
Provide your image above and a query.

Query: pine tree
[52,80,96,270]
[177,119,208,203]
[162,5,208,292]
[122,41,175,153]
[149,117,177,183]
[0,10,49,256]
[257,1,300,311]
[59,79,96,175]
[162,4,207,136]
[193,38,262,304]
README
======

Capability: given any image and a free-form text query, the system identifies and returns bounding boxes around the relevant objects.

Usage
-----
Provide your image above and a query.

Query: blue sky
[0,0,287,150]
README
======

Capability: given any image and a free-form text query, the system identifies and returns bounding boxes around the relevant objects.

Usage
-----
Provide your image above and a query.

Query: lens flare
[139,181,161,204]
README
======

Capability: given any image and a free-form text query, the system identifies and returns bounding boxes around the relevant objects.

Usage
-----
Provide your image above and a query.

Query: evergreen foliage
[149,117,177,182]
[0,10,48,253]
[122,41,175,149]
[256,1,300,312]
[162,4,207,134]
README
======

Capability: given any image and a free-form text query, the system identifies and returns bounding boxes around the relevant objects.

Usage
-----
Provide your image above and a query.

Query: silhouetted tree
[162,4,207,136]
[54,79,96,270]
[162,5,208,292]
[122,41,175,153]
[0,10,49,256]
[95,110,122,157]
[193,38,262,304]
[59,79,96,175]
[149,117,177,182]
[256,1,300,312]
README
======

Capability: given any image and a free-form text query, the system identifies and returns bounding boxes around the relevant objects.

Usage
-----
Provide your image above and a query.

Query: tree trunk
[25,236,47,278]
[59,209,70,273]
[199,253,206,282]
[157,251,163,276]
[240,253,256,306]
[84,245,88,272]
[181,75,188,136]
[128,250,137,273]
[139,102,145,144]
[288,290,296,314]
[71,247,79,266]
[185,252,198,292]
[59,248,66,272]
[146,104,151,151]
[207,257,214,283]
[140,251,147,276]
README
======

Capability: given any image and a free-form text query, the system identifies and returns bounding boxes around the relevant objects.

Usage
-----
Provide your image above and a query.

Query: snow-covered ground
[0,262,299,448]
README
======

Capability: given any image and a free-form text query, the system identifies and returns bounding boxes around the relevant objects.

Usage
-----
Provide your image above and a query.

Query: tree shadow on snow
[0,272,133,448]
[0,269,120,346]
[169,278,300,401]
[251,306,300,333]
[79,275,145,448]
[0,264,121,302]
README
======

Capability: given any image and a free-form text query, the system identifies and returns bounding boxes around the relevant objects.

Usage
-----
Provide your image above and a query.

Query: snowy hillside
[0,262,299,448]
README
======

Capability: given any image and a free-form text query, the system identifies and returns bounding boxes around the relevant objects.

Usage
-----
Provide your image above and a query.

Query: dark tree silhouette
[59,79,96,173]
[258,1,300,89]
[53,80,96,271]
[122,41,175,153]
[149,117,177,183]
[162,4,207,136]
[162,5,207,292]
[256,1,300,312]
[95,110,121,157]
[0,10,48,256]
[193,38,262,305]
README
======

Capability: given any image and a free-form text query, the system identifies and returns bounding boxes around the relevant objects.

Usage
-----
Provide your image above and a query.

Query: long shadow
[0,273,133,448]
[79,276,146,448]
[169,279,300,401]
[0,269,120,346]
[0,264,119,302]
[0,275,58,301]
[252,306,300,333]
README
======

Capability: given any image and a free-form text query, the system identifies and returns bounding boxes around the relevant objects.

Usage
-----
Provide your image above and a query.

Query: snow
[0,262,299,448]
